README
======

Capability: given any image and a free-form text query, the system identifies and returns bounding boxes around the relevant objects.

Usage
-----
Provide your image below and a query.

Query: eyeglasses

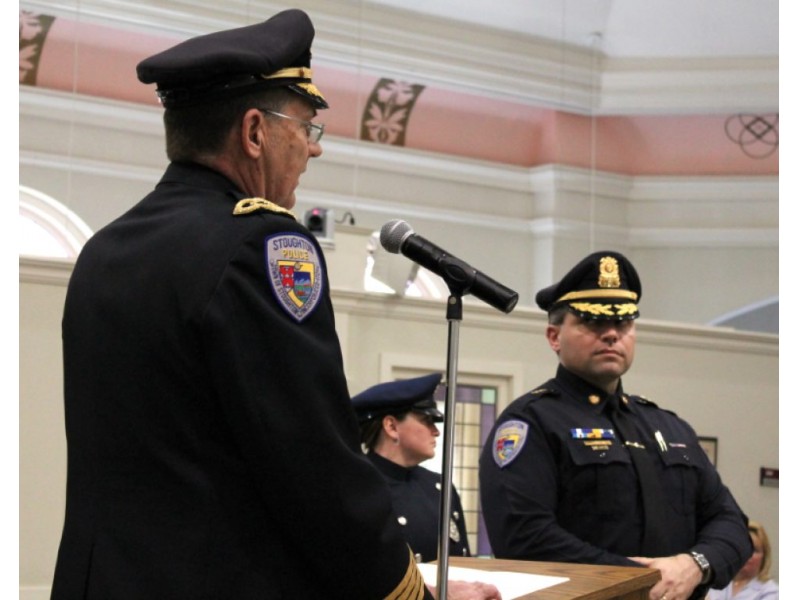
[411,411,439,427]
[259,109,325,144]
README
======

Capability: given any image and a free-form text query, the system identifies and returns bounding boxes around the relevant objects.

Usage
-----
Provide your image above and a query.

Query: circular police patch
[265,233,324,322]
[492,420,529,468]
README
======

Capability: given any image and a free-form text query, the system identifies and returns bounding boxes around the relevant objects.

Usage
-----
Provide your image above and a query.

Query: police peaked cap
[136,9,328,109]
[351,374,444,424]
[536,251,642,320]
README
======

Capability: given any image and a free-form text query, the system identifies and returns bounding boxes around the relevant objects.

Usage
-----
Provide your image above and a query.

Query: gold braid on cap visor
[263,67,313,80]
[556,289,639,303]
[261,67,325,102]
[558,289,639,318]
[569,302,639,317]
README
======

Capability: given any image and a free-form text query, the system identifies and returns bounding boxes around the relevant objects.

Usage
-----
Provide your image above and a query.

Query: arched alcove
[19,185,93,258]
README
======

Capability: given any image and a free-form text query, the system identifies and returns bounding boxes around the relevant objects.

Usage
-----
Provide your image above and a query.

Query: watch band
[690,551,712,584]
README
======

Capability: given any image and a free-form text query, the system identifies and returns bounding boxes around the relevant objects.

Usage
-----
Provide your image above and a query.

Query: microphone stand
[436,263,473,600]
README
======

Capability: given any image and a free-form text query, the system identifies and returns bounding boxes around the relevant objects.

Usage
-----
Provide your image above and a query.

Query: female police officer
[352,374,471,563]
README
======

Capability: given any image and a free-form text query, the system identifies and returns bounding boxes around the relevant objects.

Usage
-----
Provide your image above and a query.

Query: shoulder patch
[492,419,529,468]
[234,197,296,220]
[265,233,324,322]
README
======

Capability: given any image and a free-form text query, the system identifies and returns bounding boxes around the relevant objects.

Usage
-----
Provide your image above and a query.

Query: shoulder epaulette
[629,394,659,408]
[527,387,559,401]
[233,197,297,220]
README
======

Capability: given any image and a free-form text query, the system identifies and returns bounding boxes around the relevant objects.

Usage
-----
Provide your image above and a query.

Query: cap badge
[266,233,324,322]
[492,420,529,468]
[598,256,621,289]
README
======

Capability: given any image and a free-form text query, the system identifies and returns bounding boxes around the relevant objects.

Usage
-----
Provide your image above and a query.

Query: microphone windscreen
[379,219,413,254]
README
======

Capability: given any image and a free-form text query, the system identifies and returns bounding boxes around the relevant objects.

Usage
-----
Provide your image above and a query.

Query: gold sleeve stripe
[557,288,638,303]
[232,197,296,219]
[383,548,425,600]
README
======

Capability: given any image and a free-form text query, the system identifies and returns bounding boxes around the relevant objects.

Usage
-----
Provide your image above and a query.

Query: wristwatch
[690,551,712,584]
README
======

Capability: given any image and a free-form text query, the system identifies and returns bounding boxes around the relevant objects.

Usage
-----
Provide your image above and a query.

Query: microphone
[380,219,519,313]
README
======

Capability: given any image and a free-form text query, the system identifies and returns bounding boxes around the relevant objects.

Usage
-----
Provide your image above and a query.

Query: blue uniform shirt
[479,365,751,592]
[368,452,470,563]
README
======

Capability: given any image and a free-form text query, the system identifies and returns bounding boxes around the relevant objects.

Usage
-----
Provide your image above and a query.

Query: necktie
[605,395,671,556]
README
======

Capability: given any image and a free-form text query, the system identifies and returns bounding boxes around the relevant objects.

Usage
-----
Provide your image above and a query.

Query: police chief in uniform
[50,10,500,600]
[352,374,471,563]
[479,251,752,600]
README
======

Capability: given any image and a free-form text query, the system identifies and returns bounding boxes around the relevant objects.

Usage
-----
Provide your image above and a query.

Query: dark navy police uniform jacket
[368,452,470,563]
[52,162,427,600]
[479,365,751,592]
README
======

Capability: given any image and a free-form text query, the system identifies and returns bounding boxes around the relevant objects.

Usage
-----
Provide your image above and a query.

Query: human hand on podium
[630,554,703,600]
[426,579,502,599]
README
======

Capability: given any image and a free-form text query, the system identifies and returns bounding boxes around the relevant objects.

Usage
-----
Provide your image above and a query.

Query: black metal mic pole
[436,293,463,600]
[378,219,518,596]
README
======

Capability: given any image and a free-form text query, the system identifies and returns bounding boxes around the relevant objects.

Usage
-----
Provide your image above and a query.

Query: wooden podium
[447,556,661,600]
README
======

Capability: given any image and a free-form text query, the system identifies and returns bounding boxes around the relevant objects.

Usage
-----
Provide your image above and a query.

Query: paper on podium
[417,563,569,599]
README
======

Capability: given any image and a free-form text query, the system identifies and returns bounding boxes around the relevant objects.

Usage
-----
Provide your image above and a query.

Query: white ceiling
[365,0,779,60]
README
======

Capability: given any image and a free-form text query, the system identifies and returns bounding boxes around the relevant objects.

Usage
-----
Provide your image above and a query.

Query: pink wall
[32,17,174,107]
[21,10,778,176]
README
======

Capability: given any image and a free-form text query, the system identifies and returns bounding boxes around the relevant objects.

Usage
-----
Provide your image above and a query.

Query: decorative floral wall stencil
[360,79,425,146]
[20,11,56,85]
[724,113,779,159]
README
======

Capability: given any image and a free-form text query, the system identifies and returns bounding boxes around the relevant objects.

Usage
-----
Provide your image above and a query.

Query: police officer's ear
[241,108,266,159]
[546,323,562,354]
[382,414,401,443]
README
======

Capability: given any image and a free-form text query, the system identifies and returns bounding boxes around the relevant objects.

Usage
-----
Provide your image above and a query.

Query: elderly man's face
[546,311,636,393]
[262,99,323,209]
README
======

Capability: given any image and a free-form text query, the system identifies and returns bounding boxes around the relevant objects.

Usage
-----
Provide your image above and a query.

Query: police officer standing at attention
[352,374,471,563]
[50,9,500,600]
[479,251,752,600]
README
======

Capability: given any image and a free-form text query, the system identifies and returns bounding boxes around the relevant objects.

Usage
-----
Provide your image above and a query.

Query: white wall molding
[330,289,777,355]
[21,89,778,250]
[19,87,777,323]
[19,256,775,364]
[629,227,778,248]
[20,150,165,183]
[318,137,533,192]
[19,87,163,134]
[20,0,778,115]
[600,57,778,115]
[19,256,74,285]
